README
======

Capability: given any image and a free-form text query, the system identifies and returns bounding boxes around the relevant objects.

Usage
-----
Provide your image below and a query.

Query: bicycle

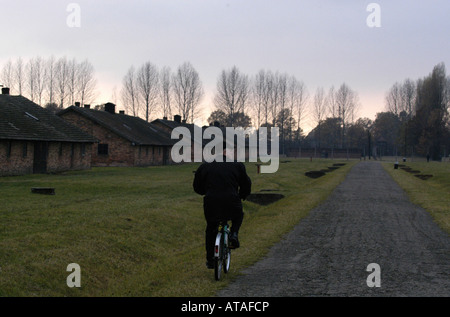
[214,221,231,281]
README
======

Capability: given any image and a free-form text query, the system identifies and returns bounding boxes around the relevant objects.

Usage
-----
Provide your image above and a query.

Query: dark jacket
[193,159,252,222]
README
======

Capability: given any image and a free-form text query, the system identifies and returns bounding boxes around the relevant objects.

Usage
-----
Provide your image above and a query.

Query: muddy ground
[217,161,450,297]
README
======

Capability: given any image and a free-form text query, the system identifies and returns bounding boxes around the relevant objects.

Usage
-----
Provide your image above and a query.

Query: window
[81,143,86,157]
[98,144,109,155]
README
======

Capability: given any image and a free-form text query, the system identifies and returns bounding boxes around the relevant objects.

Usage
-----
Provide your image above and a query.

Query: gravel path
[217,161,450,297]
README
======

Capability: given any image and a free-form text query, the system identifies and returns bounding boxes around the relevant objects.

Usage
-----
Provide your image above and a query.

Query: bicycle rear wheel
[223,246,231,274]
[214,233,224,281]
[214,258,223,281]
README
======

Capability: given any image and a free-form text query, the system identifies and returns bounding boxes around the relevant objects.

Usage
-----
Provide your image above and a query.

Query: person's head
[222,141,235,161]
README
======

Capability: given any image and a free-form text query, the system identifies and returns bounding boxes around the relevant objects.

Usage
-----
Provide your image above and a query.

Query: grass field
[0,159,356,297]
[382,161,450,234]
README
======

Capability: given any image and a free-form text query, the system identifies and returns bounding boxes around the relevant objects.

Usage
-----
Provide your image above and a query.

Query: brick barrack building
[58,103,175,167]
[0,88,97,176]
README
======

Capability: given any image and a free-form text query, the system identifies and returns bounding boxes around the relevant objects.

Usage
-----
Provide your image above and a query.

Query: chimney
[84,104,90,109]
[174,114,181,123]
[163,116,167,120]
[182,119,186,123]
[119,110,125,114]
[105,103,116,114]
[2,87,10,95]
[75,102,81,107]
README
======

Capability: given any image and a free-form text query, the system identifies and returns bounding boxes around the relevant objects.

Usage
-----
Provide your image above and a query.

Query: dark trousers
[205,211,244,262]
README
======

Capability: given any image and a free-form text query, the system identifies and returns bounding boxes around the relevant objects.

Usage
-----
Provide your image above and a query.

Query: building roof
[58,105,175,146]
[152,117,208,146]
[0,94,97,143]
[152,117,196,131]
[152,117,254,148]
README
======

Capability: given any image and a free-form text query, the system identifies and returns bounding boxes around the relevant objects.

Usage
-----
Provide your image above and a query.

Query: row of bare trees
[210,67,309,139]
[122,63,312,132]
[121,61,204,122]
[385,78,416,119]
[1,56,97,109]
[209,66,361,151]
[301,83,360,150]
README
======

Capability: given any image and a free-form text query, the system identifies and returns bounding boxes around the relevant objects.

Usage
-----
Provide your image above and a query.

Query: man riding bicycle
[193,143,252,269]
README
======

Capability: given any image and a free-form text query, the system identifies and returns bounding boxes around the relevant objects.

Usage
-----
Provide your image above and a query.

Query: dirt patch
[31,187,55,195]
[305,171,326,178]
[400,165,432,179]
[306,165,343,178]
[414,174,433,180]
[401,167,421,174]
[246,193,285,205]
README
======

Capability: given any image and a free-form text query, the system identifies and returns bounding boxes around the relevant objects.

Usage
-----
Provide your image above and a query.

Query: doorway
[33,142,48,174]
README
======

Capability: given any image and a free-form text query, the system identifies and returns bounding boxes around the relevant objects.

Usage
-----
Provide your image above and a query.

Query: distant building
[0,88,96,176]
[58,103,175,167]
[152,115,204,161]
[152,116,252,161]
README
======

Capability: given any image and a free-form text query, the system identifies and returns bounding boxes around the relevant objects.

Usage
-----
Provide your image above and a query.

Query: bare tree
[287,76,308,140]
[136,62,159,121]
[14,57,25,96]
[327,86,338,118]
[159,66,172,119]
[33,56,47,106]
[45,56,57,105]
[172,62,204,123]
[251,69,271,127]
[267,71,280,126]
[274,73,290,148]
[77,59,97,107]
[312,87,327,148]
[385,82,402,116]
[401,78,416,119]
[121,66,140,117]
[335,83,360,148]
[67,58,78,107]
[214,66,250,126]
[1,59,14,92]
[25,58,36,102]
[55,57,69,108]
[277,73,288,114]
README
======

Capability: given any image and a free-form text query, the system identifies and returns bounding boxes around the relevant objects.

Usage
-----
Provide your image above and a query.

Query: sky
[1,0,449,131]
